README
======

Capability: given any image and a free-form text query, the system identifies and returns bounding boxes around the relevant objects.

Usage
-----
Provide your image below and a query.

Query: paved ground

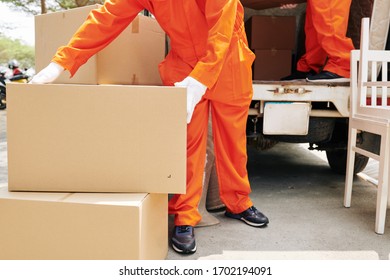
[0,109,389,260]
[166,141,389,260]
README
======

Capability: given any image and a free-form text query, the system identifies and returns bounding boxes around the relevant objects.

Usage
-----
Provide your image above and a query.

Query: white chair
[344,17,390,234]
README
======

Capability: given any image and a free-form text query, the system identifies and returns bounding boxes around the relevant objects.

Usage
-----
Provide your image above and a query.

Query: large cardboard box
[253,49,292,80]
[245,15,296,50]
[7,83,186,194]
[35,5,166,85]
[0,187,168,260]
[241,0,306,10]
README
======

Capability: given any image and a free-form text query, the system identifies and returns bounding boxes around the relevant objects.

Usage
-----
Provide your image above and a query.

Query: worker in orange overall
[31,0,269,254]
[281,1,355,82]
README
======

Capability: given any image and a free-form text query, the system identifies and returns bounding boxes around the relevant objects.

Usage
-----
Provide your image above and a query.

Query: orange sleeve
[189,0,238,89]
[52,0,144,76]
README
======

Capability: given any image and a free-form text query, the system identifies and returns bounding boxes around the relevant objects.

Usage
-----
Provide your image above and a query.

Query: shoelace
[177,226,191,234]
[248,206,259,216]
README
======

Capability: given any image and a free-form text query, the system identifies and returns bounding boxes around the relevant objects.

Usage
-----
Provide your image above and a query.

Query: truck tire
[325,130,380,175]
[326,149,369,175]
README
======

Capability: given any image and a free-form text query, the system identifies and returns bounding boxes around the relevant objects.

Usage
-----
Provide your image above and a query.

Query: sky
[0,2,35,46]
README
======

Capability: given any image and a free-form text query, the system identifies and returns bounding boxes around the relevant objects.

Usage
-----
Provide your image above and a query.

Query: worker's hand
[30,62,64,84]
[174,76,207,124]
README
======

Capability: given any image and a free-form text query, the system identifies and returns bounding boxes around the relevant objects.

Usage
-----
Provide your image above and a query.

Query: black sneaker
[225,206,269,227]
[306,71,350,83]
[171,225,196,254]
[281,70,315,81]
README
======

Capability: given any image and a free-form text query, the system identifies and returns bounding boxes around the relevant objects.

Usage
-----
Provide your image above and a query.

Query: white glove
[174,76,207,124]
[30,62,64,84]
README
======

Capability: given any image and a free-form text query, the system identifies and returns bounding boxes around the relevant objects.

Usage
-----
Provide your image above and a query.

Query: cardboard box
[0,187,168,260]
[245,15,296,50]
[241,0,306,10]
[7,83,186,194]
[253,49,292,80]
[35,5,166,85]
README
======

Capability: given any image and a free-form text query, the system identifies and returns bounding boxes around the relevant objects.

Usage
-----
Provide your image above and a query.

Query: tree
[0,36,35,69]
[1,0,47,14]
[0,0,104,15]
[0,0,103,70]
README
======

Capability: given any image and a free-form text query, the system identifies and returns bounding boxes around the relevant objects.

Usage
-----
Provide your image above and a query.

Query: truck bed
[251,80,350,118]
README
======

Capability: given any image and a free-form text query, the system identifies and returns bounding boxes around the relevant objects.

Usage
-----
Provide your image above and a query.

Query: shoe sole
[281,78,307,81]
[225,212,268,227]
[172,243,197,254]
[306,77,350,83]
[240,217,268,227]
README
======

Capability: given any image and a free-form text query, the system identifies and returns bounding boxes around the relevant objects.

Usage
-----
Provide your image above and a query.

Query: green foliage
[0,0,104,71]
[57,0,104,10]
[0,0,104,70]
[0,0,104,14]
[0,36,35,69]
[1,0,43,15]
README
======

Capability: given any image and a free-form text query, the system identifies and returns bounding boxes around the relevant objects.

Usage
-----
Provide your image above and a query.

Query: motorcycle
[0,72,29,110]
[0,72,6,110]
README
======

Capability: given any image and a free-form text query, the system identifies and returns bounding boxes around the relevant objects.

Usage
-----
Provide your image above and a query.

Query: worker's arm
[189,0,238,89]
[53,0,144,76]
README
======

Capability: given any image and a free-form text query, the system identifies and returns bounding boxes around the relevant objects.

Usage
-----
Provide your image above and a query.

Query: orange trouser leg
[311,0,354,77]
[297,0,354,77]
[168,96,254,226]
[168,98,210,226]
[210,100,253,214]
[297,0,327,73]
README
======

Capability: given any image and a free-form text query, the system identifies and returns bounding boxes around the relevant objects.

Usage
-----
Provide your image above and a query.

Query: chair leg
[375,131,389,234]
[344,127,358,207]
[386,130,390,210]
[388,161,390,209]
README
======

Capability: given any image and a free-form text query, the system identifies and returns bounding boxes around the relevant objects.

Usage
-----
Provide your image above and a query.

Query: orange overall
[297,0,354,78]
[53,0,255,226]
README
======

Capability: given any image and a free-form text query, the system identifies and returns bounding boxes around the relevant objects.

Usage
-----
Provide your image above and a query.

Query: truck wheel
[326,149,369,175]
[324,121,379,175]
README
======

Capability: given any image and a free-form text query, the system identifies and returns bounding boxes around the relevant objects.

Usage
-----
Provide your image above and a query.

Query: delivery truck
[243,0,390,174]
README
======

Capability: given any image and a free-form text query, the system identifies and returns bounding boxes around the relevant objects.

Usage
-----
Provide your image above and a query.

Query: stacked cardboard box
[0,7,186,260]
[0,188,168,260]
[245,15,296,80]
[7,84,186,194]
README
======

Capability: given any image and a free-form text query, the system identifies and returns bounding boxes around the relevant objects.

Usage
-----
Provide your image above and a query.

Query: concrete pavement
[165,141,390,260]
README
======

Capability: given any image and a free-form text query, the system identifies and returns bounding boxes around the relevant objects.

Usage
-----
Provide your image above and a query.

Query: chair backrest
[351,17,390,120]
